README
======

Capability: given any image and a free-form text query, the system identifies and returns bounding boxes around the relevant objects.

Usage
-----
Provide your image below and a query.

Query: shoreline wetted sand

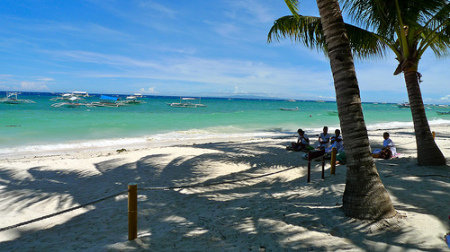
[0,125,449,251]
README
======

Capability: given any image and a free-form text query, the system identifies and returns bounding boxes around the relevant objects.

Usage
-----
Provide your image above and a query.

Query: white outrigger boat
[51,96,93,108]
[51,91,89,101]
[0,92,35,104]
[167,97,206,108]
[123,95,146,105]
[397,102,410,108]
[72,91,90,97]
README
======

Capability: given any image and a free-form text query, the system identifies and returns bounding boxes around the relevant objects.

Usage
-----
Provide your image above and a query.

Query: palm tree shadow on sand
[0,139,448,251]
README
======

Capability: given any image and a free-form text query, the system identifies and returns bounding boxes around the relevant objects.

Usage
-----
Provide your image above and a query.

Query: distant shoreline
[2,121,450,160]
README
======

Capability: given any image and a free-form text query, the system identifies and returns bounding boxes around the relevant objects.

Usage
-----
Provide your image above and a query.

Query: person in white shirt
[326,129,343,153]
[288,128,310,151]
[318,126,331,150]
[372,132,396,158]
[382,132,396,156]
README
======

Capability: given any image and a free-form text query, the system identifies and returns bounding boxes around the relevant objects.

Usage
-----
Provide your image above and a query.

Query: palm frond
[345,24,389,59]
[267,14,391,60]
[284,0,300,18]
[267,15,327,55]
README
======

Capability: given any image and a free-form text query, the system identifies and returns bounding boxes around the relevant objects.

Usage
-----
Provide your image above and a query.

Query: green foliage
[268,0,450,71]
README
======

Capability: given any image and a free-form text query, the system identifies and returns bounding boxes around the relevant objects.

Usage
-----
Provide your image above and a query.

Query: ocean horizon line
[0,90,412,105]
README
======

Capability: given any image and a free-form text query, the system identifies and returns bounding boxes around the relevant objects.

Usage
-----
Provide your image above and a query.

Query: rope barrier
[139,166,298,191]
[0,166,300,233]
[6,160,443,234]
[0,190,127,232]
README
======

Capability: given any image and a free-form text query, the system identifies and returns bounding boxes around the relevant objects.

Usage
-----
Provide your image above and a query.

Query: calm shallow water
[1,92,449,157]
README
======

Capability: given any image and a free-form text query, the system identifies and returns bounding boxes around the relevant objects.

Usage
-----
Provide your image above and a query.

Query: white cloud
[140,86,157,94]
[20,81,49,91]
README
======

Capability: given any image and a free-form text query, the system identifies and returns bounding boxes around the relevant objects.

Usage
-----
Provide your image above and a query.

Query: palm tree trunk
[316,0,396,219]
[404,71,446,165]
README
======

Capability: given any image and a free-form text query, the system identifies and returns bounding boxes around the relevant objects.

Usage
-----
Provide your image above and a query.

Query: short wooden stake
[307,151,311,183]
[432,131,435,139]
[321,155,325,179]
[330,147,337,175]
[128,183,138,240]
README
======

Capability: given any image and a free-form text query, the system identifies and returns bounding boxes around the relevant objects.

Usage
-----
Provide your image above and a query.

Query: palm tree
[277,0,396,219]
[269,0,449,166]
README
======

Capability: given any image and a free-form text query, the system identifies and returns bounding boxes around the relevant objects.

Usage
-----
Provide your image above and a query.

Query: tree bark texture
[316,0,396,219]
[404,71,446,165]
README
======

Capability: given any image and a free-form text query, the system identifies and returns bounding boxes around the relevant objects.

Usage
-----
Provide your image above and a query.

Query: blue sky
[1,0,450,104]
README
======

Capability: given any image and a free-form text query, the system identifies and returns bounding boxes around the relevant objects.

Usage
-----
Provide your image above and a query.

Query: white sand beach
[0,126,449,251]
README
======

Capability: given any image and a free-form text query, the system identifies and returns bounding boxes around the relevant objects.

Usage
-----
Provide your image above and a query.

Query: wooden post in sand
[330,147,337,175]
[128,183,138,240]
[307,152,312,183]
[321,155,325,179]
[432,131,435,139]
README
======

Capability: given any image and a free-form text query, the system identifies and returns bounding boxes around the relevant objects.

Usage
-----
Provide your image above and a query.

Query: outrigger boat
[123,95,146,105]
[0,92,35,104]
[397,102,410,108]
[51,91,89,101]
[51,93,74,101]
[72,91,90,97]
[167,97,206,108]
[91,95,127,107]
[51,96,93,108]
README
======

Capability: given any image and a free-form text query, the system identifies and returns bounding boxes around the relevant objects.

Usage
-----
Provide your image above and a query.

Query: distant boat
[316,100,325,103]
[167,97,206,108]
[51,96,92,108]
[72,91,90,97]
[436,111,450,115]
[397,102,410,108]
[287,99,296,102]
[326,110,338,116]
[280,107,298,111]
[0,92,35,104]
[91,95,128,107]
[51,91,89,101]
[124,95,146,105]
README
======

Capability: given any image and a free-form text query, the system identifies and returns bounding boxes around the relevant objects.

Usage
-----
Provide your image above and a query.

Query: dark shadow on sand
[0,138,448,251]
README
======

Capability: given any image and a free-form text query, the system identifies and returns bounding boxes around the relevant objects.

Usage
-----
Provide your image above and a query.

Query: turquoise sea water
[1,92,450,157]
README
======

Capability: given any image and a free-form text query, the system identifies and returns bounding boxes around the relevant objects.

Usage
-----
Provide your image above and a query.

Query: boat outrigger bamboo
[51,96,93,108]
